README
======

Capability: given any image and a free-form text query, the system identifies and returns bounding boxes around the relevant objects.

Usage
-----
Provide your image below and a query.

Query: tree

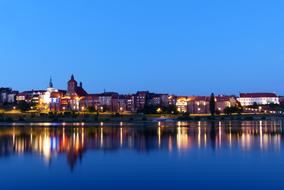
[87,106,96,113]
[224,106,243,115]
[210,93,216,116]
[17,100,31,112]
[166,105,178,114]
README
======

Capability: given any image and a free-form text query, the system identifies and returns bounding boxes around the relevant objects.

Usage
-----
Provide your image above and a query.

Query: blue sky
[0,0,283,95]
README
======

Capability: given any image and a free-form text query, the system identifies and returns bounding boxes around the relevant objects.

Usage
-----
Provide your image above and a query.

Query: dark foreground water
[0,120,283,190]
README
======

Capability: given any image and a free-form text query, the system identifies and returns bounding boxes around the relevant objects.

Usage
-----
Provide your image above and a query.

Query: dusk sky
[0,0,283,95]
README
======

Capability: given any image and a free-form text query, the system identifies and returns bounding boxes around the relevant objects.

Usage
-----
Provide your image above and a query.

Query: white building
[41,78,58,105]
[237,93,279,106]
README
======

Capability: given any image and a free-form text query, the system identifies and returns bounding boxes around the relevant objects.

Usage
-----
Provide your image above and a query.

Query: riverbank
[0,112,284,124]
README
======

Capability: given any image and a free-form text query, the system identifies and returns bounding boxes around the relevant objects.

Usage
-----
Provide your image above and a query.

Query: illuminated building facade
[16,90,46,104]
[64,75,88,111]
[238,93,280,106]
[176,96,189,113]
[176,96,237,114]
[7,75,283,113]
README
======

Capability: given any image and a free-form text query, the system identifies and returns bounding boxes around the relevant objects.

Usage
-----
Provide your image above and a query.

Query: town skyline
[0,74,282,97]
[1,74,281,115]
[1,1,284,189]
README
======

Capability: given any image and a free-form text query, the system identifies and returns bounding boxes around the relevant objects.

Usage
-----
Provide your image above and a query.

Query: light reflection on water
[0,120,283,168]
[1,120,284,190]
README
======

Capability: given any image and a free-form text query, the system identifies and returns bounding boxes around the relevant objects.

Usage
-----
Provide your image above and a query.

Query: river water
[0,120,283,190]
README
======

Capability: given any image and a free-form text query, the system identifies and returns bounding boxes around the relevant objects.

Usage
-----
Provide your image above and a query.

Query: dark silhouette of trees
[87,106,96,112]
[210,93,216,116]
[17,100,32,112]
[224,106,243,115]
[138,105,178,114]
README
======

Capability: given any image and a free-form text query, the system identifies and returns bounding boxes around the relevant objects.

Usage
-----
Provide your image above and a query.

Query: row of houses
[0,75,282,114]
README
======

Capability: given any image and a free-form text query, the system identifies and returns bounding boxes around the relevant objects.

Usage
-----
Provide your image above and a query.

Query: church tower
[49,77,53,88]
[67,74,78,95]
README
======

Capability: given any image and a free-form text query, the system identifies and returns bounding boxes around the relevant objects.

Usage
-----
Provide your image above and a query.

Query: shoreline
[0,112,284,125]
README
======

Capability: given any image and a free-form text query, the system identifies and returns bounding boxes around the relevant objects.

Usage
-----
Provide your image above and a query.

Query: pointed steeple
[71,74,75,80]
[49,77,53,88]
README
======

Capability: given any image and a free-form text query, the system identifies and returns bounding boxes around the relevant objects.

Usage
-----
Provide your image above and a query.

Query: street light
[157,108,162,114]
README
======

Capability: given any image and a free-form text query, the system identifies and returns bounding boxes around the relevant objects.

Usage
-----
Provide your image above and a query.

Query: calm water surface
[0,120,283,190]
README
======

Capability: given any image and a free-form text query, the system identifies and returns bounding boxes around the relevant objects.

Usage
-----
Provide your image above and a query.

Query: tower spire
[49,77,53,88]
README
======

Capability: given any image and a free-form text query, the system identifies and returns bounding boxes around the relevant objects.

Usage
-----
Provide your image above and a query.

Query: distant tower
[67,74,78,95]
[49,77,53,88]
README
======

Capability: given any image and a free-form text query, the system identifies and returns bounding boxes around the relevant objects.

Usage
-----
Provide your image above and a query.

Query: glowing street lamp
[157,108,162,113]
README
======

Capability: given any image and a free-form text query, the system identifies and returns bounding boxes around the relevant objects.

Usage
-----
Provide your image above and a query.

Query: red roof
[75,87,88,96]
[216,96,233,101]
[50,92,63,98]
[189,96,209,101]
[16,92,28,97]
[240,93,277,98]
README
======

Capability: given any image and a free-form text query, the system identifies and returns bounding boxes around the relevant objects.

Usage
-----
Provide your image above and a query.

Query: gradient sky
[0,0,283,96]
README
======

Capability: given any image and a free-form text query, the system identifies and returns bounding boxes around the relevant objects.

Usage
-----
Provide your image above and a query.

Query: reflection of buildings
[0,121,283,169]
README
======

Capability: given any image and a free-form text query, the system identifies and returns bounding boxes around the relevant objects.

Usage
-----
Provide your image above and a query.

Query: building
[37,78,60,110]
[176,95,237,114]
[176,96,190,113]
[0,88,18,104]
[187,96,209,114]
[97,92,119,112]
[279,96,284,105]
[148,93,169,107]
[216,96,237,112]
[16,90,46,104]
[50,90,66,111]
[117,95,135,112]
[168,95,177,106]
[238,93,279,106]
[64,75,88,111]
[134,91,149,111]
